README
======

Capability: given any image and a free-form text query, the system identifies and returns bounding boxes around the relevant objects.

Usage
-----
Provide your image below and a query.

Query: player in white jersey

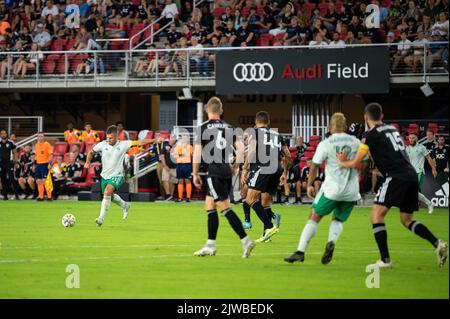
[406,132,438,214]
[285,113,361,264]
[85,125,155,226]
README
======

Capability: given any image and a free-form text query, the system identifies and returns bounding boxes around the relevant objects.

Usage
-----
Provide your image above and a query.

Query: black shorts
[287,166,300,183]
[374,177,419,213]
[205,176,231,202]
[176,163,192,179]
[247,167,281,195]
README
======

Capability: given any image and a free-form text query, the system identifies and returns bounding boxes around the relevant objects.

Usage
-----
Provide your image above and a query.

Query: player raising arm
[85,125,156,226]
[337,103,448,268]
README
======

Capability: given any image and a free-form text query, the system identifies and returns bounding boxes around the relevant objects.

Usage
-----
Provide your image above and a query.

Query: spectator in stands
[427,31,447,70]
[181,23,192,41]
[0,40,25,80]
[116,121,130,140]
[404,30,428,72]
[172,36,188,77]
[41,0,59,19]
[192,22,207,44]
[424,129,438,151]
[269,3,294,36]
[430,11,449,39]
[133,43,156,76]
[329,31,345,47]
[161,0,179,27]
[81,122,100,143]
[300,157,324,196]
[417,15,432,37]
[18,145,36,199]
[200,5,213,31]
[34,132,53,201]
[283,16,300,45]
[64,122,81,144]
[404,0,422,21]
[347,15,364,37]
[319,2,339,32]
[392,31,412,71]
[235,19,255,46]
[424,0,440,20]
[345,30,360,45]
[433,135,449,174]
[256,6,276,34]
[309,31,328,47]
[160,134,177,201]
[167,22,182,45]
[71,144,86,164]
[223,20,237,45]
[32,22,52,50]
[13,42,43,78]
[49,154,66,199]
[189,36,209,75]
[174,133,193,202]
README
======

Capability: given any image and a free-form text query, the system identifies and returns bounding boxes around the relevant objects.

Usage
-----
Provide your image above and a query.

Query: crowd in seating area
[0,0,448,78]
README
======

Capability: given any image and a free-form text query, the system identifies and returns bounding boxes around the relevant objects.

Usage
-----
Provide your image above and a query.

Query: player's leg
[194,196,218,256]
[262,192,281,229]
[185,179,192,202]
[370,204,392,267]
[96,179,116,225]
[0,165,9,200]
[241,183,252,229]
[417,173,434,214]
[246,188,278,244]
[295,180,302,204]
[282,181,290,204]
[110,177,130,220]
[400,212,448,267]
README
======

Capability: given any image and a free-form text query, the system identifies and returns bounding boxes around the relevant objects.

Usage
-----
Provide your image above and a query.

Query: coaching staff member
[0,129,18,200]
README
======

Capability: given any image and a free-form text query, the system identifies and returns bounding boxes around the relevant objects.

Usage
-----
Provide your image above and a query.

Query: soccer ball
[61,214,76,228]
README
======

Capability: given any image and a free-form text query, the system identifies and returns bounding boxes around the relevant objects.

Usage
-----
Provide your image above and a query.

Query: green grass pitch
[0,201,448,298]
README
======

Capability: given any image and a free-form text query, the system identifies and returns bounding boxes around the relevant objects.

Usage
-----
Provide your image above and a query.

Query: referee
[0,129,18,200]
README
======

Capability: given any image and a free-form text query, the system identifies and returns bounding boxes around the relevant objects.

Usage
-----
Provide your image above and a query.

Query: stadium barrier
[0,116,43,137]
[0,43,447,89]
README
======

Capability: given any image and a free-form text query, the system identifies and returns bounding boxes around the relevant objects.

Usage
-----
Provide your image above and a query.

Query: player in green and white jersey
[285,113,362,264]
[85,125,155,226]
[406,132,438,214]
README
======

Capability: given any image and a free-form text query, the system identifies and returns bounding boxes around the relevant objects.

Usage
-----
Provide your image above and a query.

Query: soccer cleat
[369,259,393,268]
[95,218,103,227]
[273,213,282,229]
[242,240,256,258]
[185,198,191,203]
[255,226,279,243]
[165,195,174,201]
[321,241,335,265]
[428,202,434,214]
[436,240,448,268]
[284,251,305,263]
[242,221,252,229]
[123,202,131,220]
[194,245,216,257]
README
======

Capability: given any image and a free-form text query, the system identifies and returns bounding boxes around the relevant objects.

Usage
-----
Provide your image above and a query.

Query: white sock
[328,220,343,243]
[418,192,432,207]
[241,236,251,245]
[297,220,318,252]
[112,193,127,208]
[99,195,111,221]
[206,239,216,246]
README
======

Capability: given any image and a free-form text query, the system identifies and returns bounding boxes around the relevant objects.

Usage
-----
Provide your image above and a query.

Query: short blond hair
[205,96,223,115]
[330,112,347,132]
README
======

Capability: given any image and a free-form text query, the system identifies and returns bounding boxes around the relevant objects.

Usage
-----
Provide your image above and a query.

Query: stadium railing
[0,42,448,89]
[0,116,44,137]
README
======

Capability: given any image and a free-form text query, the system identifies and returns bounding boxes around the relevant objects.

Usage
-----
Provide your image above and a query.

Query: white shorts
[161,168,177,184]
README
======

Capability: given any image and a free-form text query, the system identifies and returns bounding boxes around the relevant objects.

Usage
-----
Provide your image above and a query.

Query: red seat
[65,39,78,51]
[128,130,138,140]
[241,6,252,17]
[159,131,170,139]
[84,142,96,155]
[145,131,154,139]
[98,131,105,141]
[41,56,56,74]
[50,39,67,51]
[318,3,329,16]
[304,151,315,159]
[427,123,439,134]
[258,33,273,46]
[274,33,286,42]
[69,163,100,189]
[303,3,317,18]
[212,7,225,19]
[69,142,84,153]
[309,140,320,148]
[390,123,400,131]
[53,142,68,154]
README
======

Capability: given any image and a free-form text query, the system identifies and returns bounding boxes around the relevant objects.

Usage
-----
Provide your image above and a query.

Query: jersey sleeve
[92,141,104,153]
[420,145,429,158]
[123,140,133,150]
[312,141,326,166]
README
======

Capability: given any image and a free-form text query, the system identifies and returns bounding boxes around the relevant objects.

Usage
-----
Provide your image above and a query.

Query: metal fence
[0,43,447,88]
[0,116,43,137]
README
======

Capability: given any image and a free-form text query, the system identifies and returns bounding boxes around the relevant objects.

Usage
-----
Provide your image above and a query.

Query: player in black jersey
[192,97,256,258]
[241,111,291,243]
[338,103,448,268]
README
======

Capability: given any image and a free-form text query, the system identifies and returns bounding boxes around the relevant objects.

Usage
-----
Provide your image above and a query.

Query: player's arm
[337,143,369,169]
[12,148,18,166]
[241,137,256,186]
[426,154,438,177]
[306,163,319,199]
[192,142,202,188]
[133,138,157,147]
[233,138,245,174]
[279,145,291,186]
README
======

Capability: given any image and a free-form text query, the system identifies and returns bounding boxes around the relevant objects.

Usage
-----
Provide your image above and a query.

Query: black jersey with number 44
[196,119,235,179]
[249,127,286,172]
[363,124,416,181]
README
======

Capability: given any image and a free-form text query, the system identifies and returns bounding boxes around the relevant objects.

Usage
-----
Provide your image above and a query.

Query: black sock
[222,208,247,239]
[207,209,219,240]
[251,200,274,230]
[243,201,251,223]
[408,221,439,248]
[296,196,301,203]
[264,206,275,220]
[373,223,390,263]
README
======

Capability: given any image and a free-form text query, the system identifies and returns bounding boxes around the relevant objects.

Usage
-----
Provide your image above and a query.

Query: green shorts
[311,189,356,222]
[101,176,124,193]
[417,172,424,190]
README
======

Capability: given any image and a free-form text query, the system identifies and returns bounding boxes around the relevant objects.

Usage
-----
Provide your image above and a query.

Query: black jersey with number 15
[196,119,235,178]
[363,124,416,181]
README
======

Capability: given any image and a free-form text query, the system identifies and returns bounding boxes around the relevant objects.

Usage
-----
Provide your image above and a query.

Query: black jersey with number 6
[363,124,416,181]
[196,119,235,178]
[249,127,286,173]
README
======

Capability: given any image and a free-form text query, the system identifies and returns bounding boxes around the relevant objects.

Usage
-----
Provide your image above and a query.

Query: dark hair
[255,111,270,125]
[106,125,118,134]
[365,103,383,121]
[115,121,125,127]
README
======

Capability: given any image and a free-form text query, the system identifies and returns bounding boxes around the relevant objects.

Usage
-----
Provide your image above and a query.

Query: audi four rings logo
[233,63,274,82]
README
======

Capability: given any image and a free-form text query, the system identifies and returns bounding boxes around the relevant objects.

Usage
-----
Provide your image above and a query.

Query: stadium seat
[309,135,321,141]
[427,123,439,134]
[258,33,273,46]
[274,33,286,42]
[299,157,308,171]
[212,7,225,19]
[303,3,317,18]
[304,151,315,159]
[145,131,154,139]
[50,39,67,51]
[84,142,96,155]
[241,6,252,17]
[128,130,138,140]
[68,164,100,190]
[318,3,329,16]
[391,123,400,131]
[309,140,320,148]
[288,146,298,159]
[98,131,105,141]
[159,131,170,139]
[69,142,85,153]
[53,142,68,154]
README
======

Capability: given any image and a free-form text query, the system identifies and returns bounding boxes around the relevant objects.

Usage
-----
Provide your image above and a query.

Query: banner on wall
[423,172,449,208]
